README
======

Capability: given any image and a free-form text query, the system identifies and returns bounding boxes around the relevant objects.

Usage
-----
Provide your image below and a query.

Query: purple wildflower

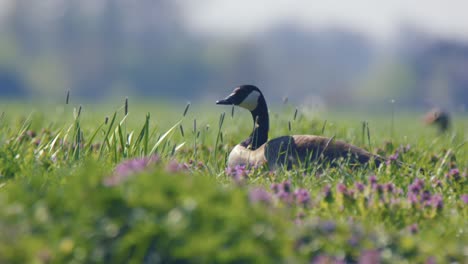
[225,164,250,183]
[386,151,399,165]
[337,183,347,194]
[320,221,336,233]
[311,255,339,264]
[446,168,460,181]
[249,187,272,205]
[294,188,311,205]
[384,183,395,193]
[166,159,190,173]
[197,161,205,169]
[408,184,421,194]
[390,197,401,205]
[408,193,419,205]
[461,194,468,204]
[414,178,425,187]
[368,175,377,185]
[355,182,365,192]
[409,178,424,194]
[277,191,294,205]
[348,235,360,247]
[359,249,380,264]
[374,184,384,194]
[425,257,436,264]
[103,155,159,186]
[430,194,443,210]
[270,180,292,193]
[408,223,419,234]
[270,183,280,193]
[270,180,298,205]
[449,168,459,175]
[421,190,432,202]
[432,179,442,188]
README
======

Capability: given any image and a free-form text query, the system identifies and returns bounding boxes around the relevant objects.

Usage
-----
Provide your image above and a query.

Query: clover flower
[445,168,460,181]
[355,182,365,192]
[408,223,419,234]
[103,155,160,186]
[430,194,443,210]
[386,151,399,165]
[359,249,380,264]
[166,159,190,173]
[294,188,311,205]
[461,194,468,204]
[249,187,272,205]
[225,164,250,183]
[368,175,378,186]
[408,178,424,194]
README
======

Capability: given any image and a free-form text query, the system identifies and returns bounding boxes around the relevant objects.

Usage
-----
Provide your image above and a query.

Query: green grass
[0,100,466,263]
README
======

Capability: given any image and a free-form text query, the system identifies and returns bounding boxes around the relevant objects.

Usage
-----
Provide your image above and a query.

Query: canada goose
[423,108,450,133]
[216,85,385,169]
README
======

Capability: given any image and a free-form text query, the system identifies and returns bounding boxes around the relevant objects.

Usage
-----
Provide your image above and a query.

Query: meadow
[0,98,466,263]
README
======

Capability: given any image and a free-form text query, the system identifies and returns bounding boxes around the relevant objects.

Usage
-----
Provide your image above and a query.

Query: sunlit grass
[0,99,466,263]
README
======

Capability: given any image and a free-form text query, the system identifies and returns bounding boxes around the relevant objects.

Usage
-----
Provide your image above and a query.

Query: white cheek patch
[239,91,260,111]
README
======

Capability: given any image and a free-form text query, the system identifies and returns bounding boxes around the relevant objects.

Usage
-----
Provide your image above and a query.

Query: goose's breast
[227,144,266,168]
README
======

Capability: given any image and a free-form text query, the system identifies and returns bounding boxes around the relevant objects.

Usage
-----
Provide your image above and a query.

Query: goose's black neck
[241,95,269,150]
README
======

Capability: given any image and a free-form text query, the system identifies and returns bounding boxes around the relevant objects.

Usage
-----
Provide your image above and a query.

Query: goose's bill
[216,97,233,105]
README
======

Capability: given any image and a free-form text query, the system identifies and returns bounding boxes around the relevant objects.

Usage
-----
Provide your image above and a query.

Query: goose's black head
[217,85,269,149]
[216,85,263,111]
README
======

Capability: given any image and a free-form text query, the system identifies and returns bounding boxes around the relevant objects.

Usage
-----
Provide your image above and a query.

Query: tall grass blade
[48,130,62,153]
[149,120,182,155]
[125,97,129,116]
[66,90,70,104]
[144,113,150,155]
[175,142,185,152]
[132,113,150,156]
[321,120,327,135]
[179,124,185,137]
[213,112,225,170]
[99,112,117,158]
[366,122,372,149]
[84,123,105,152]
[183,102,190,117]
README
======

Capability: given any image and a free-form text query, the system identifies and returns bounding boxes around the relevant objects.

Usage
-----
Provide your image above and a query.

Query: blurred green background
[0,0,467,112]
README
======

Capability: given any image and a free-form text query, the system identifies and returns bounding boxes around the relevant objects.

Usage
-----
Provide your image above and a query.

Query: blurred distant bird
[216,85,386,170]
[423,108,450,133]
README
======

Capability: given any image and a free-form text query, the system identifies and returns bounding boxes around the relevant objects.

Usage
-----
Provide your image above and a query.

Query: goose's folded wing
[291,135,385,165]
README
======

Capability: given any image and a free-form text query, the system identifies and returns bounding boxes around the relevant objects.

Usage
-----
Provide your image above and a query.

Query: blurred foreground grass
[0,100,466,263]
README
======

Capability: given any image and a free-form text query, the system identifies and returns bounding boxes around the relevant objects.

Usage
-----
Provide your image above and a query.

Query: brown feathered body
[227,135,384,169]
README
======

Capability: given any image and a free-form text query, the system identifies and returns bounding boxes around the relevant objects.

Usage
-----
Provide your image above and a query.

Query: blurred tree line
[0,0,466,110]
